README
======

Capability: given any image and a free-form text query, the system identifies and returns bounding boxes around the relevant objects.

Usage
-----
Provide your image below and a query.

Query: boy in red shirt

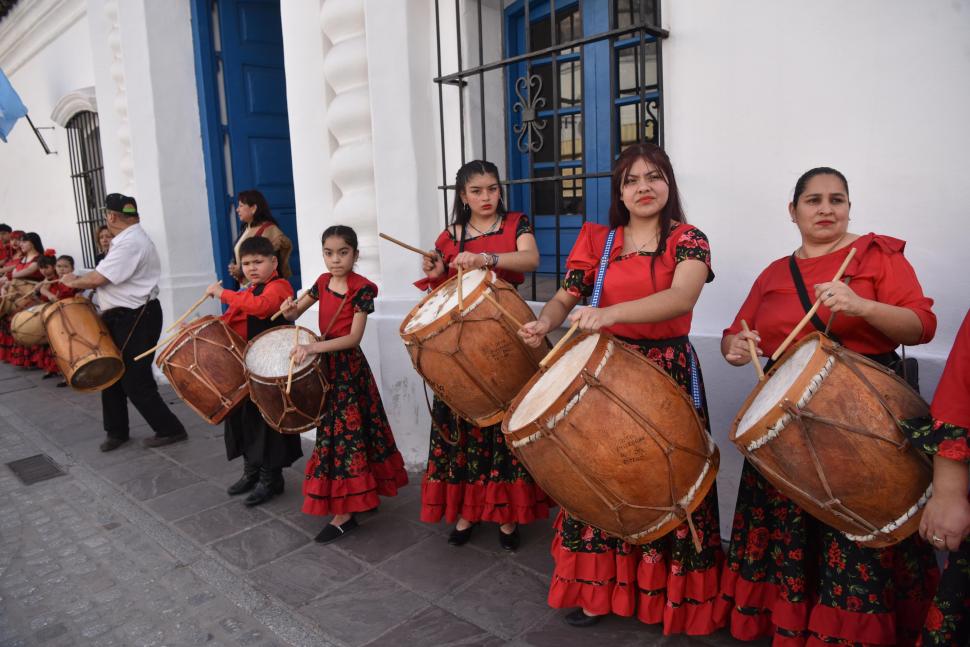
[204,236,303,506]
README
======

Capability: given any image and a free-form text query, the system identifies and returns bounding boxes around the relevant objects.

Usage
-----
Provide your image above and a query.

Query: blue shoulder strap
[589,228,617,309]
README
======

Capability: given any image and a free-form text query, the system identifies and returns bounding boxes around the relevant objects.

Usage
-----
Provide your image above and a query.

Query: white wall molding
[101,0,133,194]
[0,0,85,74]
[49,86,97,126]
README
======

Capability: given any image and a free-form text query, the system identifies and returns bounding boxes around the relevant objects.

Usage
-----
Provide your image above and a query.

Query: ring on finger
[826,291,834,298]
[932,534,945,544]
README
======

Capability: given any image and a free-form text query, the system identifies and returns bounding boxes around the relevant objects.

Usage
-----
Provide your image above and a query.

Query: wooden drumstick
[770,247,856,361]
[456,266,464,313]
[134,329,181,362]
[483,292,525,329]
[540,320,580,368]
[379,232,437,260]
[271,289,310,321]
[286,326,299,394]
[741,319,765,380]
[166,281,221,333]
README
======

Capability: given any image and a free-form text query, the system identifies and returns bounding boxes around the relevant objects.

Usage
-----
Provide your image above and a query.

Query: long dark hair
[792,167,850,205]
[237,189,278,227]
[609,143,687,284]
[21,232,44,257]
[449,160,507,228]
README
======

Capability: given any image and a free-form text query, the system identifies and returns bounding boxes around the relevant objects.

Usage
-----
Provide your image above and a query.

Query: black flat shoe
[447,523,477,546]
[499,526,520,552]
[314,516,358,544]
[564,609,601,627]
[227,472,259,496]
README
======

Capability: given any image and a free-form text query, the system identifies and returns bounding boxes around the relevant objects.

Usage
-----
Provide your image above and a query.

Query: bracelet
[480,252,492,268]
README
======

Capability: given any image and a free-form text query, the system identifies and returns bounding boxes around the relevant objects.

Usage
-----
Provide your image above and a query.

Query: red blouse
[310,272,377,340]
[724,233,936,356]
[6,256,42,281]
[414,211,532,291]
[931,308,970,431]
[45,282,78,301]
[220,274,293,340]
[563,222,714,340]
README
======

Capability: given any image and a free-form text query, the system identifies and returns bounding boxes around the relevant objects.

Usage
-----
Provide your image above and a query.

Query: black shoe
[143,432,188,448]
[499,526,520,552]
[41,372,56,380]
[243,478,284,507]
[56,380,68,388]
[564,609,601,627]
[314,516,358,544]
[227,465,260,496]
[447,523,478,546]
[99,437,129,452]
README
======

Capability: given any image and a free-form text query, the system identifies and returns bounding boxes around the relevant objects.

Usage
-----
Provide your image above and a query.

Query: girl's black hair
[449,160,506,252]
[321,225,359,252]
[56,255,75,268]
[792,167,850,205]
[237,189,279,227]
[37,255,56,268]
[21,232,44,257]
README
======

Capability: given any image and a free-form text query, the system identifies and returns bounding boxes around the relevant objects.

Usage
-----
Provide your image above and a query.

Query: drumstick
[741,320,765,380]
[134,329,181,361]
[770,247,856,362]
[456,266,464,313]
[166,281,221,333]
[271,289,310,321]
[540,320,580,368]
[286,326,299,394]
[483,293,525,329]
[379,232,437,260]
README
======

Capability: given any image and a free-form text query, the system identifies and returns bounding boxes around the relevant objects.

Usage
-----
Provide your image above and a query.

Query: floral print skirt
[548,337,725,636]
[715,462,939,646]
[420,396,552,525]
[303,346,408,516]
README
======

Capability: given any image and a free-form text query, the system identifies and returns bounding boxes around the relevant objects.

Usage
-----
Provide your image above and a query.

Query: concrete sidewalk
[0,362,756,646]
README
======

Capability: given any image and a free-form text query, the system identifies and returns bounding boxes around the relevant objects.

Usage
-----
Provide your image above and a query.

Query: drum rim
[243,324,319,377]
[399,268,496,339]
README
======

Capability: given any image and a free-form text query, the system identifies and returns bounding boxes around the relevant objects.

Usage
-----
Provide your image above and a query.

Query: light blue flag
[0,68,28,143]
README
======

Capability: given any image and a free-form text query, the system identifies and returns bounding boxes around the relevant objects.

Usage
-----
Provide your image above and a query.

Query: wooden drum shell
[42,296,124,392]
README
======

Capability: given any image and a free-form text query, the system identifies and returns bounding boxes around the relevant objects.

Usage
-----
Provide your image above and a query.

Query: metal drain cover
[6,454,66,485]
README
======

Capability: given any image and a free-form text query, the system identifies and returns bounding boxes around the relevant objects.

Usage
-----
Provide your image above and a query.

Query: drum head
[736,337,819,437]
[245,327,316,377]
[508,333,600,431]
[71,357,125,391]
[403,269,489,334]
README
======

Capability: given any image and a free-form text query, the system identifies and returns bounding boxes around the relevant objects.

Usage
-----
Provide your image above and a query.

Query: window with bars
[65,111,107,268]
[434,0,666,302]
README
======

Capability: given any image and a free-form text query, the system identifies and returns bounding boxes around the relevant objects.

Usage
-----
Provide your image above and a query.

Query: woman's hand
[568,306,617,333]
[920,492,970,552]
[724,330,763,365]
[518,319,551,348]
[422,251,445,278]
[449,251,486,271]
[279,296,300,320]
[814,281,871,318]
[290,343,313,365]
[227,261,241,280]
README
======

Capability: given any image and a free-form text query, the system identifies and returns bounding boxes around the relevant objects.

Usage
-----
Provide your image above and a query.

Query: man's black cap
[105,193,139,217]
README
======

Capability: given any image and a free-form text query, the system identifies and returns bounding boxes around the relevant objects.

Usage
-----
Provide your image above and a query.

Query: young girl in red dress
[282,225,408,544]
[518,143,723,633]
[415,159,546,552]
[0,233,46,367]
[718,167,939,645]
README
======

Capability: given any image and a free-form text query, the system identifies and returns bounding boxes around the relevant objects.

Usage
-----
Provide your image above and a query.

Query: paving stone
[300,571,429,646]
[443,563,550,638]
[150,433,227,463]
[146,481,231,521]
[331,512,435,566]
[364,605,502,646]
[211,519,309,571]
[174,500,270,545]
[251,544,363,605]
[121,463,202,501]
[380,534,496,600]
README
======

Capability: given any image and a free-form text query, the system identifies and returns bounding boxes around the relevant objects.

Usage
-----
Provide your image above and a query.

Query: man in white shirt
[62,193,188,451]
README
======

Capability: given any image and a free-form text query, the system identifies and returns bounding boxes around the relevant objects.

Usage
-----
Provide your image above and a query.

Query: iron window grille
[65,110,107,268]
[434,0,667,301]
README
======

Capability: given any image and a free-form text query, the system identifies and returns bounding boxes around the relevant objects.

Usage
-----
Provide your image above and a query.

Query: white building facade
[1,0,968,536]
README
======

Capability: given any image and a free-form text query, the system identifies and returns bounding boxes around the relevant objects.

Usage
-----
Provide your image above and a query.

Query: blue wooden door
[215,0,301,289]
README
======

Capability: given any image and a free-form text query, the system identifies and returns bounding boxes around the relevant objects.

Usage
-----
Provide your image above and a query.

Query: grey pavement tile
[300,571,429,646]
[519,612,665,646]
[61,437,145,469]
[509,525,555,578]
[146,482,230,521]
[151,433,227,464]
[211,519,309,571]
[251,544,363,605]
[331,512,435,565]
[442,563,550,638]
[364,605,502,647]
[175,500,270,545]
[281,509,326,537]
[121,463,202,501]
[180,452,242,481]
[379,534,496,600]
[255,474,305,515]
[97,454,177,485]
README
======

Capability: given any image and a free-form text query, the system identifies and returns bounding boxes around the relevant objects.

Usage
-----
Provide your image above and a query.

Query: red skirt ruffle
[302,451,408,516]
[419,475,552,525]
[715,567,811,644]
[548,522,638,617]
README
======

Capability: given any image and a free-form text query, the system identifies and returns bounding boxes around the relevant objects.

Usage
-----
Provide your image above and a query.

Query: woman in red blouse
[0,232,46,366]
[518,143,723,634]
[416,159,545,552]
[716,167,939,645]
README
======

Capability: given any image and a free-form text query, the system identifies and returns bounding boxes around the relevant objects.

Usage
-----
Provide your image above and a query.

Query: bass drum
[11,304,48,346]
[42,296,124,392]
